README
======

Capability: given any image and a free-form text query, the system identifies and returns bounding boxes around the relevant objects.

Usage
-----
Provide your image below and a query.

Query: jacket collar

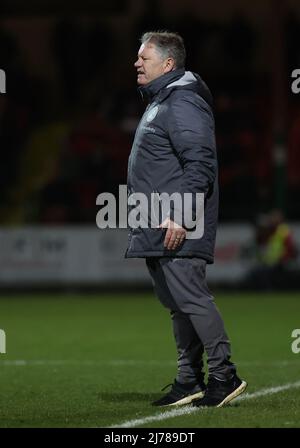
[138,68,185,102]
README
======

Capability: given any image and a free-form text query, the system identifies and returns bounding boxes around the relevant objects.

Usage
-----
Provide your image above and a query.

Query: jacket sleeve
[167,93,218,229]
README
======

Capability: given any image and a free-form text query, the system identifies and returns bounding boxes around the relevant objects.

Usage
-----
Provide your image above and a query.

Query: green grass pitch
[0,291,300,428]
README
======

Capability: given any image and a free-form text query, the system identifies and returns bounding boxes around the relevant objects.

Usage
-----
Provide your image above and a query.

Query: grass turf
[0,292,300,428]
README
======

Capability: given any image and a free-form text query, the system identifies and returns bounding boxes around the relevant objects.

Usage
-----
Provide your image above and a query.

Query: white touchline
[235,381,300,401]
[0,359,299,367]
[107,381,300,428]
[0,359,176,366]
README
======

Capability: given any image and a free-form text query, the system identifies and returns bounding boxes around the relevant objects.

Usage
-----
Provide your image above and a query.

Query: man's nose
[134,58,141,68]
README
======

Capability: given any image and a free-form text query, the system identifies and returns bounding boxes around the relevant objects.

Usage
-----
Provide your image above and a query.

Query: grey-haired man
[126,31,247,407]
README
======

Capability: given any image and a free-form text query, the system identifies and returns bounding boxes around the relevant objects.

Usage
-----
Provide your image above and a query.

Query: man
[125,31,247,407]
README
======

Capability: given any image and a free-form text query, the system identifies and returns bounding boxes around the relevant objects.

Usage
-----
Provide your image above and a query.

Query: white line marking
[108,381,300,428]
[0,359,299,367]
[235,381,300,401]
[0,359,175,366]
[109,406,200,428]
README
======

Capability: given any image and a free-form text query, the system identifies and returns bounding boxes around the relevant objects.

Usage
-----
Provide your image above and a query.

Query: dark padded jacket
[125,68,218,263]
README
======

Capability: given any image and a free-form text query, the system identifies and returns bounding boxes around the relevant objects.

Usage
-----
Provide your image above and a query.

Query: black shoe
[152,379,206,407]
[192,374,247,408]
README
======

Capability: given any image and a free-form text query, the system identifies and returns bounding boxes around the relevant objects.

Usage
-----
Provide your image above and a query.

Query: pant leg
[152,257,236,381]
[171,310,205,383]
[146,258,204,383]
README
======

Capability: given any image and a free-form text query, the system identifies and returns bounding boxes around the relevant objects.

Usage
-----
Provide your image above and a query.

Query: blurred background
[1,0,300,290]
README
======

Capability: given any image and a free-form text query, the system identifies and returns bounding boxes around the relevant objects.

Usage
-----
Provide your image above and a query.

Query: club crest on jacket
[146,105,159,122]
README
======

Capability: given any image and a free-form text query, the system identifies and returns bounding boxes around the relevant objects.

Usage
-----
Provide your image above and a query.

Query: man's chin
[137,75,148,86]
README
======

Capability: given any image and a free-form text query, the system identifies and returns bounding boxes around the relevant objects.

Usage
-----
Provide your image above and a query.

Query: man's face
[134,42,172,86]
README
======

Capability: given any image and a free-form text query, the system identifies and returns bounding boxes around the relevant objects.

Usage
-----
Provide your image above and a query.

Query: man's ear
[163,58,176,73]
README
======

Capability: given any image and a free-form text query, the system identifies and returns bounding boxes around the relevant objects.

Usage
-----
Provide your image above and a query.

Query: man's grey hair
[141,31,186,69]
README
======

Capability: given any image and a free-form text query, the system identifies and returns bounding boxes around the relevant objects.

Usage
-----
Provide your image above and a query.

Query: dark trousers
[146,257,236,382]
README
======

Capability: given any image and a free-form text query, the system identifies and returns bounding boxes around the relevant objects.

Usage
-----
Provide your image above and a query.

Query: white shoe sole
[216,380,248,407]
[165,390,205,407]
